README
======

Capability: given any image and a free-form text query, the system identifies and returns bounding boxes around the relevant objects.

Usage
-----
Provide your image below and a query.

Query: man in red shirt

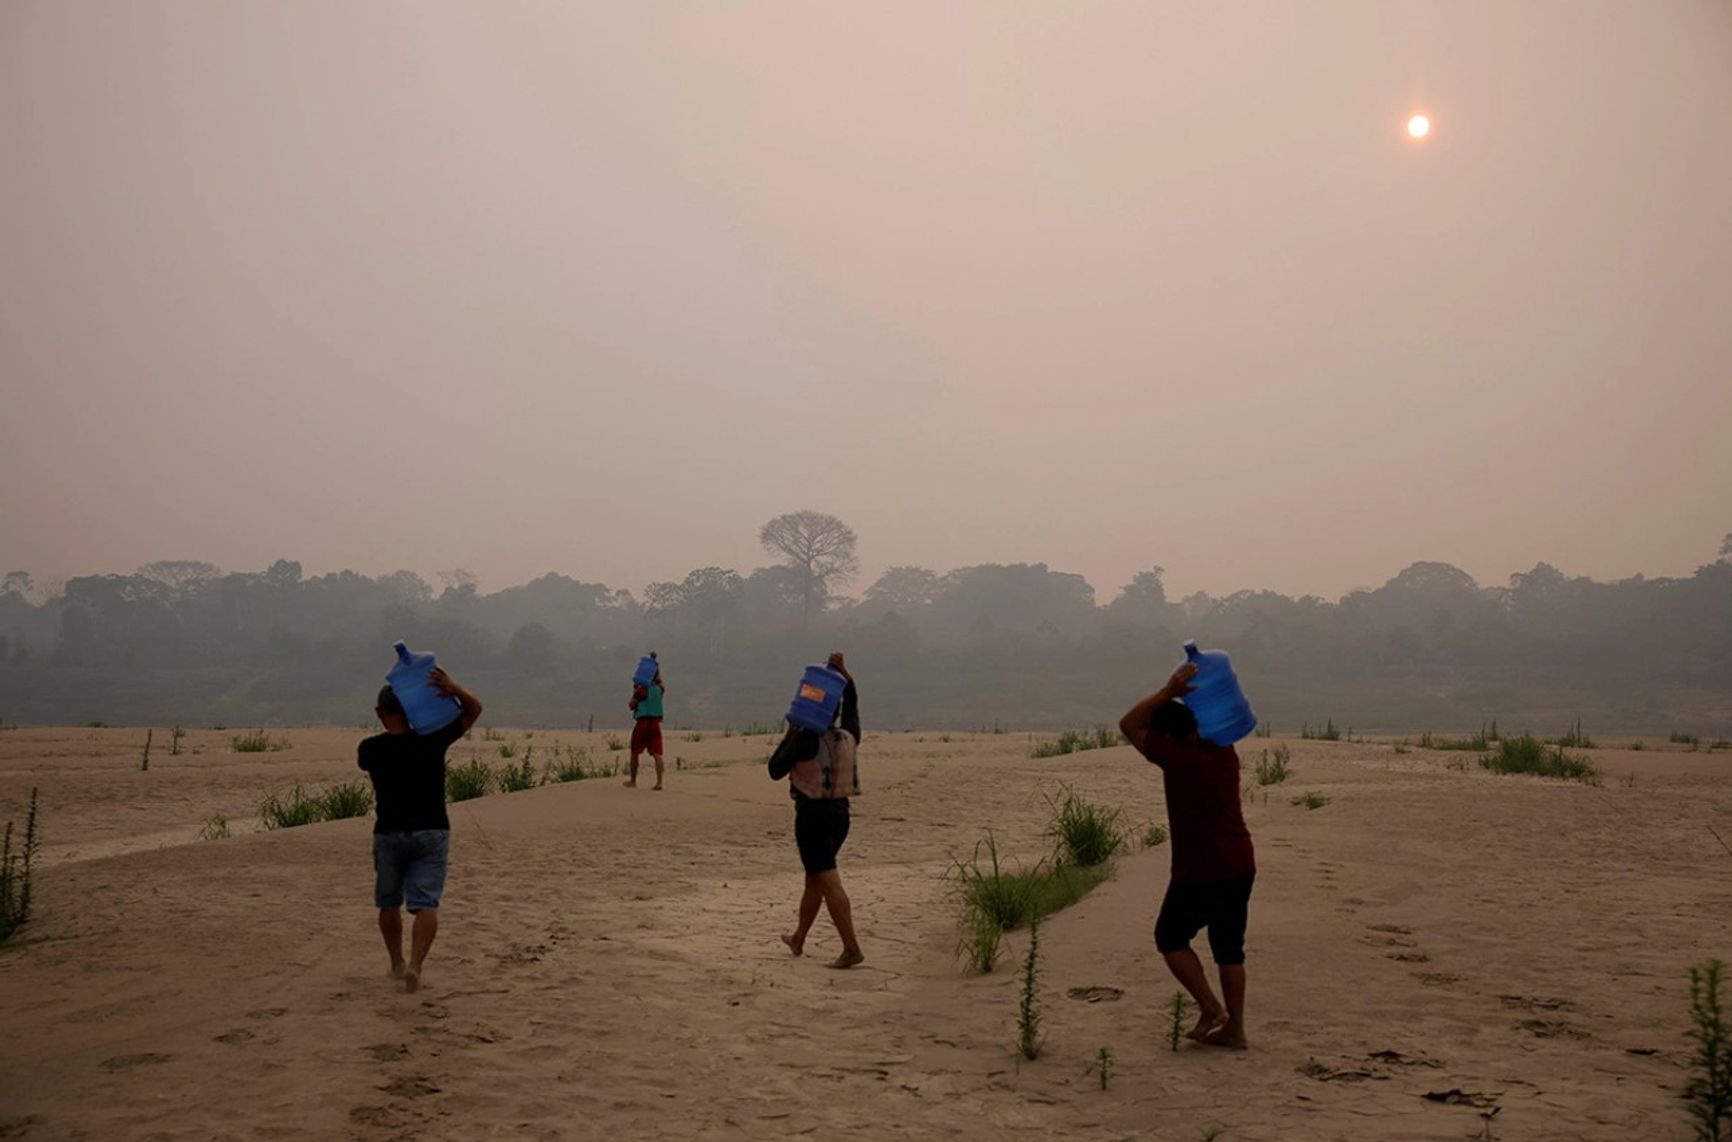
[1120,661,1256,1049]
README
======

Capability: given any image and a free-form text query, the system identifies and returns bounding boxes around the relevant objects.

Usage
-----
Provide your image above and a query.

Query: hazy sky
[3,2,1729,603]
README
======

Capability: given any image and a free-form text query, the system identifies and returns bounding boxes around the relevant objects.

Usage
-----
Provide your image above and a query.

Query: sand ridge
[1,726,1728,1139]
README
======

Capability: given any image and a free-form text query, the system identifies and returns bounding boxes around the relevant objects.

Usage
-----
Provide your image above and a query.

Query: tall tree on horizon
[759,511,858,627]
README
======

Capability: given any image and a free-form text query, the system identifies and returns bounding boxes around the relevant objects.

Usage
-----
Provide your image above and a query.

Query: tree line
[2,517,1729,735]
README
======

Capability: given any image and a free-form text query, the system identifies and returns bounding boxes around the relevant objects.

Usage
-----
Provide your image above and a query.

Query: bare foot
[1186,1007,1228,1041]
[623,780,636,788]
[1201,1022,1248,1049]
[403,967,421,994]
[826,950,865,970]
[781,933,804,957]
[388,961,406,981]
[652,784,663,791]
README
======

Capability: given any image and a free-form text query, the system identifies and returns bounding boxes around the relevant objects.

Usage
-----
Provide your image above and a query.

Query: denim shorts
[373,829,450,913]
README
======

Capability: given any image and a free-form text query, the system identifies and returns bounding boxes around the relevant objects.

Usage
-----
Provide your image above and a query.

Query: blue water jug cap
[393,641,412,663]
[1184,640,1200,660]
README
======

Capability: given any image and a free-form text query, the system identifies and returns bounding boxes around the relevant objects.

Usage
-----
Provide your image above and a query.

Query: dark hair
[376,685,404,716]
[1147,699,1197,741]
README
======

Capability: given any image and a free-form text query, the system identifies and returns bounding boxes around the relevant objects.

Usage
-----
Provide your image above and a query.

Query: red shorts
[630,717,663,757]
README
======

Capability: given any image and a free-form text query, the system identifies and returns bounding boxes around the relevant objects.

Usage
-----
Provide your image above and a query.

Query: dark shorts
[630,717,663,758]
[374,829,450,913]
[1154,872,1255,965]
[794,798,850,876]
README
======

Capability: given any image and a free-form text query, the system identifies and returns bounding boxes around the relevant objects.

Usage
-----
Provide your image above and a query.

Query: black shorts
[1154,873,1255,965]
[794,798,850,876]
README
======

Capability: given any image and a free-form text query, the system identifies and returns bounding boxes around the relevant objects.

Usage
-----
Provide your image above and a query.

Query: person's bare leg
[816,870,863,968]
[1163,948,1227,1038]
[1202,964,1248,1048]
[379,908,406,979]
[782,876,822,955]
[624,753,639,788]
[403,908,438,993]
[652,755,664,790]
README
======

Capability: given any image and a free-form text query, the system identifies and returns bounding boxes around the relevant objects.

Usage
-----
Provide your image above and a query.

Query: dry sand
[1,724,1729,1141]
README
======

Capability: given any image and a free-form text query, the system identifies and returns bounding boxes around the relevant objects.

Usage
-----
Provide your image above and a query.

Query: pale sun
[1407,114,1432,139]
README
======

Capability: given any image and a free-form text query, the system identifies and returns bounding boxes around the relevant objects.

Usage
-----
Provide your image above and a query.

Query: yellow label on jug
[799,683,825,702]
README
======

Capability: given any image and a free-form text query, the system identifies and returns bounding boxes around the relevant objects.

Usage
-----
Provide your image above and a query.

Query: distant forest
[3,517,1730,735]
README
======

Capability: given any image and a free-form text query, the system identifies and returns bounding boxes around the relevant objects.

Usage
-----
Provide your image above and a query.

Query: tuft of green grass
[318,780,374,820]
[497,740,517,759]
[1045,785,1125,868]
[1300,719,1341,742]
[1479,735,1601,785]
[198,813,231,841]
[1253,720,1272,738]
[231,729,288,753]
[1549,717,1595,749]
[604,733,627,752]
[1141,821,1169,849]
[951,833,1111,936]
[1686,959,1730,1142]
[1672,731,1702,746]
[1254,745,1291,785]
[496,754,539,793]
[956,908,1003,974]
[1029,726,1125,759]
[1168,990,1190,1052]
[0,787,42,943]
[446,757,493,802]
[1290,791,1330,810]
[480,726,505,742]
[1088,1046,1114,1091]
[1017,914,1044,1061]
[257,785,324,829]
[546,745,593,783]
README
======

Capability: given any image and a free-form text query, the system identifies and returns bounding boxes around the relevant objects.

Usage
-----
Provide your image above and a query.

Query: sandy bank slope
[1,731,1727,1140]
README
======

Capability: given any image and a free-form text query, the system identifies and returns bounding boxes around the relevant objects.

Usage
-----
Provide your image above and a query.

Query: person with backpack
[768,651,864,969]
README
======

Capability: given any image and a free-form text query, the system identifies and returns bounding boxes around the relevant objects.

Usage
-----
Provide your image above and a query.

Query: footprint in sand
[1415,971,1461,987]
[378,1075,441,1098]
[100,1053,173,1071]
[246,1007,288,1020]
[365,1043,410,1062]
[213,1029,256,1045]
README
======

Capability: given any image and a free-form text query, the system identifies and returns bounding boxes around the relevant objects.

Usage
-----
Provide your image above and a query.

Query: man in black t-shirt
[358,668,483,993]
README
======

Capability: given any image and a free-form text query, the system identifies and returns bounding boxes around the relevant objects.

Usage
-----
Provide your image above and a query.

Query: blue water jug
[632,655,660,688]
[386,641,462,735]
[787,665,847,733]
[1181,640,1257,746]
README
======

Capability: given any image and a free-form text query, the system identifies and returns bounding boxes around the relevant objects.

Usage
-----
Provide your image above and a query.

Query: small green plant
[1714,740,1732,752]
[1029,726,1125,758]
[0,788,42,943]
[742,720,770,736]
[140,728,152,771]
[446,757,493,802]
[1686,959,1729,1141]
[497,741,517,759]
[1168,990,1190,1051]
[1141,822,1169,849]
[1253,720,1272,738]
[1550,717,1595,749]
[1087,1045,1115,1090]
[480,726,505,741]
[1300,719,1341,742]
[1672,731,1702,746]
[198,813,231,841]
[684,731,704,742]
[1254,745,1291,785]
[170,724,185,756]
[1045,785,1125,867]
[1291,791,1330,810]
[257,785,324,830]
[1017,914,1044,1061]
[1393,741,1410,755]
[523,730,534,739]
[497,755,538,793]
[546,745,592,783]
[1479,736,1601,784]
[318,780,374,820]
[605,733,627,752]
[231,729,288,753]
[952,833,1108,935]
[1631,741,1646,751]
[956,908,1003,974]
[1620,772,1637,788]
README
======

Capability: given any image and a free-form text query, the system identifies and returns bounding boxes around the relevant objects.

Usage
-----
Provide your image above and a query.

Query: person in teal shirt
[627,662,667,790]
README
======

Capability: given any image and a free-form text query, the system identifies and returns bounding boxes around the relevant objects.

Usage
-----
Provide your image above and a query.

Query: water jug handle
[393,641,412,663]
[1183,640,1200,661]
